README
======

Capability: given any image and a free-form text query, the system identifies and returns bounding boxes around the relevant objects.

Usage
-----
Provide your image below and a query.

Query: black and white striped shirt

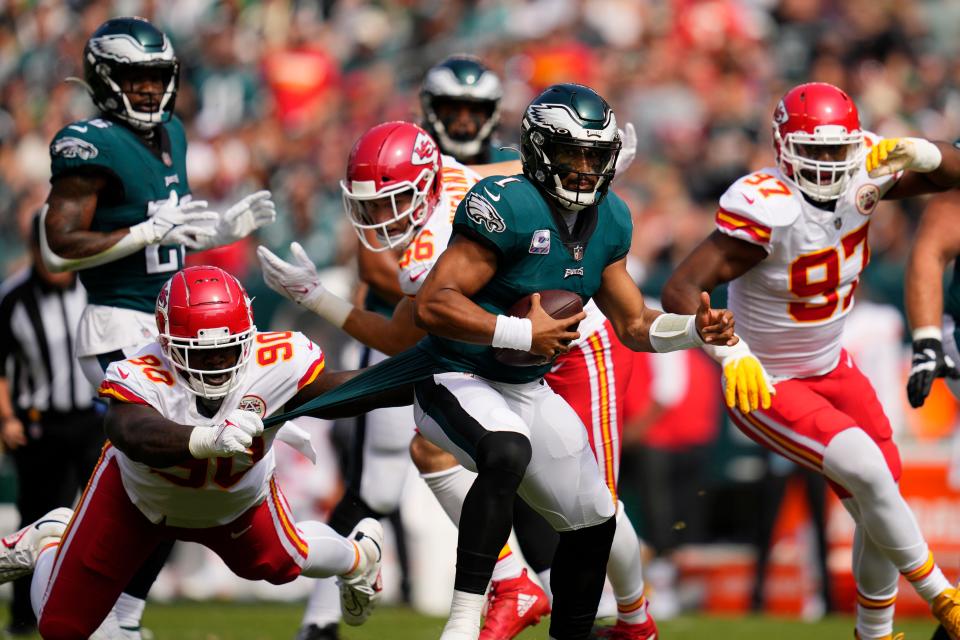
[0,267,92,414]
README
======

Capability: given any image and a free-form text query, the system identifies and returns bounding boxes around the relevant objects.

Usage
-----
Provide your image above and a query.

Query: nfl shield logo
[529,230,551,254]
[573,244,584,261]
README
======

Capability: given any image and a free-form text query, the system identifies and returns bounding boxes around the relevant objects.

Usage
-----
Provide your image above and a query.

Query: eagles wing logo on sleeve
[465,192,506,233]
[51,137,99,161]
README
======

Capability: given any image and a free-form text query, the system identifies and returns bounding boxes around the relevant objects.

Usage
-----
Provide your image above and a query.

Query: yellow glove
[866,137,942,177]
[705,338,774,413]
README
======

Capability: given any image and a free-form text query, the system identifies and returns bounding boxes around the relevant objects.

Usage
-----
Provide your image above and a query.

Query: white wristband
[648,313,704,353]
[492,315,533,351]
[913,325,943,342]
[188,426,214,459]
[907,137,943,173]
[302,289,354,329]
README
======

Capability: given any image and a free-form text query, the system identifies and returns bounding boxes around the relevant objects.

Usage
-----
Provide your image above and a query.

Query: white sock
[538,569,554,605]
[113,592,146,630]
[298,520,358,578]
[824,429,951,602]
[441,590,484,638]
[607,501,648,624]
[31,545,57,620]
[491,549,523,583]
[301,577,342,627]
[421,465,476,526]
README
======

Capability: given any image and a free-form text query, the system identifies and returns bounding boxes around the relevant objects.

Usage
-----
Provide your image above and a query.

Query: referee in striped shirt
[0,214,104,636]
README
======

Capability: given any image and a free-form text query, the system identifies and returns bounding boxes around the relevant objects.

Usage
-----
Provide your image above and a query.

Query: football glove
[257,242,353,328]
[866,137,942,177]
[131,190,219,249]
[196,190,277,250]
[188,409,264,459]
[907,331,960,408]
[613,122,636,182]
[706,339,774,413]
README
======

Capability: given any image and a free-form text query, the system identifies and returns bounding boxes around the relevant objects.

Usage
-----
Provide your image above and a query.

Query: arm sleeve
[49,124,117,182]
[605,191,632,265]
[452,180,521,258]
[714,178,779,252]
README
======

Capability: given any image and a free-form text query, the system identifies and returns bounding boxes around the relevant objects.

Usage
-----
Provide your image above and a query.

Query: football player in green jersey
[411,84,737,640]
[38,17,275,638]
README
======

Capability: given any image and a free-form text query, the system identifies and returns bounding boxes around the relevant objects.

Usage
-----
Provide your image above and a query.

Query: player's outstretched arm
[904,196,960,407]
[357,238,405,305]
[870,138,960,199]
[662,231,774,413]
[105,402,263,467]
[43,179,217,272]
[594,258,735,352]
[414,235,582,359]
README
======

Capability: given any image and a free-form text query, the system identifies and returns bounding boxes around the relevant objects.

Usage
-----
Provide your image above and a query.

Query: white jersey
[715,132,899,378]
[398,154,480,296]
[98,331,325,527]
[397,155,608,337]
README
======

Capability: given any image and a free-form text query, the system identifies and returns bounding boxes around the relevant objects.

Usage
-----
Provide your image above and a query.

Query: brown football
[492,289,584,367]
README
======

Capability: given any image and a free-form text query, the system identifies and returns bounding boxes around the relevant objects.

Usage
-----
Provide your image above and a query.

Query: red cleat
[478,569,550,640]
[592,617,659,639]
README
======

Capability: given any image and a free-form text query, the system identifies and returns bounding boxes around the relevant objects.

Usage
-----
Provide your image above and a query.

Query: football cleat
[337,518,384,626]
[933,585,960,640]
[0,507,72,583]
[479,569,550,640]
[853,630,904,640]
[592,617,659,640]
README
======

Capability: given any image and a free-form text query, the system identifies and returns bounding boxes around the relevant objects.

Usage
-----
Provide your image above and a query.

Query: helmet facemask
[424,96,500,160]
[523,127,621,212]
[341,167,438,252]
[161,325,255,400]
[776,124,864,202]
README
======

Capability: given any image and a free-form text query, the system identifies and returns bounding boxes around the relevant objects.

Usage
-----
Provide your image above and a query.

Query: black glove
[907,337,960,408]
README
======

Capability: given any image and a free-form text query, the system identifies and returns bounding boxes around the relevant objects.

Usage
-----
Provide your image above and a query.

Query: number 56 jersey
[97,331,325,528]
[715,133,900,379]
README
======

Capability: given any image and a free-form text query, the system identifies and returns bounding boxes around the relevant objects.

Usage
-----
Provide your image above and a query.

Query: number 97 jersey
[715,132,900,379]
[97,331,326,528]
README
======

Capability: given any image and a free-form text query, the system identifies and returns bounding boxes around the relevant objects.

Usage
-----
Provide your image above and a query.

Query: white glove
[196,190,277,250]
[130,190,219,249]
[256,241,353,328]
[866,137,942,177]
[613,122,636,183]
[188,409,264,459]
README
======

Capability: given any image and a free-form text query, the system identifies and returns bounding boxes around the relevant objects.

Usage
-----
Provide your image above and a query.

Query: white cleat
[0,507,73,582]
[337,517,384,626]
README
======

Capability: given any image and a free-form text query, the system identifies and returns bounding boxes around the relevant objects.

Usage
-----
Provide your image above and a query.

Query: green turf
[2,603,945,639]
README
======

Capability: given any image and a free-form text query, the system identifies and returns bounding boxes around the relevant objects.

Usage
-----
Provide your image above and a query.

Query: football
[492,289,584,367]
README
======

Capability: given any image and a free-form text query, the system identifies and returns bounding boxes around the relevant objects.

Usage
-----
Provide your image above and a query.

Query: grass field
[4,603,943,639]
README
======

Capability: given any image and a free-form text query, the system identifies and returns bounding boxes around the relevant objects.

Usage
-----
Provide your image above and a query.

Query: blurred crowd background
[3,0,960,621]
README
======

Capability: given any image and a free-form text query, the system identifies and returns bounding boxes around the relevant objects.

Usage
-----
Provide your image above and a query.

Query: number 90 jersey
[397,154,481,295]
[715,132,899,379]
[97,331,325,528]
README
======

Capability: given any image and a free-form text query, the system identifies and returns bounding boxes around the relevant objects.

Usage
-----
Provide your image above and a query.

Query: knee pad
[475,432,532,481]
[824,428,894,497]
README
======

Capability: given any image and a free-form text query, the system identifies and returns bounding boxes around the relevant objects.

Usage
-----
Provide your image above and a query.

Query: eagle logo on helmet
[411,132,438,166]
[773,100,789,125]
[527,103,615,139]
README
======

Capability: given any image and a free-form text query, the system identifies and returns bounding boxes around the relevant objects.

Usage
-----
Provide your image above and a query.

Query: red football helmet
[156,266,255,399]
[341,121,443,252]
[773,82,864,202]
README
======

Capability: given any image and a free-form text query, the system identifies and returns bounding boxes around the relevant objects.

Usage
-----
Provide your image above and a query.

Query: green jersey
[420,174,632,383]
[49,115,191,313]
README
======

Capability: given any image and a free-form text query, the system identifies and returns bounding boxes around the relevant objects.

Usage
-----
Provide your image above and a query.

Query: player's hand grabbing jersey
[98,331,325,527]
[49,116,192,313]
[715,132,900,378]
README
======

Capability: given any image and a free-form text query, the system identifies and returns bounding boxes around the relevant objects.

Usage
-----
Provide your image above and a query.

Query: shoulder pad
[602,189,632,232]
[717,170,801,244]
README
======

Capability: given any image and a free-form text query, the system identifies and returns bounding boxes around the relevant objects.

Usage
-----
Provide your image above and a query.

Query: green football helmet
[420,55,502,161]
[521,83,621,212]
[82,17,179,130]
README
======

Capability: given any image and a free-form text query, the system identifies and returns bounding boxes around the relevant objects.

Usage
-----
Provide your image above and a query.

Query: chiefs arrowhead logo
[411,132,438,167]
